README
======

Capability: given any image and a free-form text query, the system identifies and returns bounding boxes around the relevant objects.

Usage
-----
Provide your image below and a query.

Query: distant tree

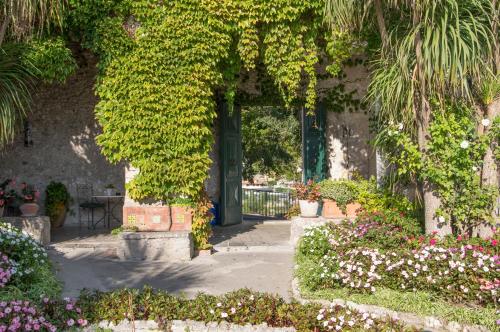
[242,106,301,182]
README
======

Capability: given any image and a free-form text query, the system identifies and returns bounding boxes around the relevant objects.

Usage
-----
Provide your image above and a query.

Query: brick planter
[322,200,361,219]
[123,205,192,232]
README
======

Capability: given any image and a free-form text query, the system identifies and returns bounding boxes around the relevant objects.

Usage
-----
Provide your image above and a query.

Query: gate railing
[242,188,297,217]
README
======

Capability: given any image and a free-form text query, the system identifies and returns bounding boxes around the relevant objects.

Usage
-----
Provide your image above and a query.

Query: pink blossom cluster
[0,253,14,287]
[41,297,87,329]
[0,301,56,332]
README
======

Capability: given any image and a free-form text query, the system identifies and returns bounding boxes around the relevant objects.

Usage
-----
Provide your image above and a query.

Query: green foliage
[318,179,358,213]
[241,106,301,181]
[354,177,417,218]
[21,37,76,83]
[377,103,499,231]
[65,0,352,203]
[45,181,72,221]
[191,192,213,250]
[0,45,32,147]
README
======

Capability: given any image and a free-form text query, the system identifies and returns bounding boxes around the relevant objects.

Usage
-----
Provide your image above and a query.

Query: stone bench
[2,216,51,245]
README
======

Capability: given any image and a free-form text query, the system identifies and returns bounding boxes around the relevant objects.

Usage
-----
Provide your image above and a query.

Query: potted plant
[0,179,19,217]
[45,182,72,228]
[104,184,115,196]
[19,182,40,217]
[293,180,320,218]
[319,179,360,218]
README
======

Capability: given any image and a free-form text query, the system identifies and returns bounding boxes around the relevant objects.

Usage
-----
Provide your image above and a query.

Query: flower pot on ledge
[322,200,360,219]
[298,200,319,218]
[19,203,40,217]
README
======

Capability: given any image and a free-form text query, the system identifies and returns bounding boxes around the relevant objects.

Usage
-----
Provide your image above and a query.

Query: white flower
[230,307,236,314]
[472,166,478,172]
[221,312,228,318]
[398,123,404,130]
[481,118,490,127]
[438,216,446,223]
[458,266,464,273]
[216,302,222,307]
[209,309,215,314]
[460,140,469,149]
[317,314,324,320]
[483,266,489,272]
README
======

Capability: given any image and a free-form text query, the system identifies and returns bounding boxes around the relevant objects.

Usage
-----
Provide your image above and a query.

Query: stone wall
[0,60,125,225]
[0,56,373,221]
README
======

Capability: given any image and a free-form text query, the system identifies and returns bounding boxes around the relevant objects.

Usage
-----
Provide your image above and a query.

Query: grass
[296,258,498,331]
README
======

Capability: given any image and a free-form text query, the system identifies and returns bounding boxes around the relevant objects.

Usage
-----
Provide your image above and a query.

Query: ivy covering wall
[66,0,348,201]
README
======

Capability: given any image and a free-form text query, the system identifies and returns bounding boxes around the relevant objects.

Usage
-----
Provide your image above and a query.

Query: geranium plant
[0,179,18,209]
[293,180,320,202]
[19,182,39,203]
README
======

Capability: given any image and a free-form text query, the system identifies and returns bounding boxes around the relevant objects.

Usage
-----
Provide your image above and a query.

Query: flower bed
[296,211,499,329]
[75,288,415,331]
[0,221,60,301]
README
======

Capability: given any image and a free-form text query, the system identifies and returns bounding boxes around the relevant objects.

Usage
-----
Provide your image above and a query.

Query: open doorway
[218,102,327,226]
[241,106,301,221]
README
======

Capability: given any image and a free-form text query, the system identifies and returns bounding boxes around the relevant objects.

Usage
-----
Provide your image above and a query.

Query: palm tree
[0,0,64,148]
[324,0,495,235]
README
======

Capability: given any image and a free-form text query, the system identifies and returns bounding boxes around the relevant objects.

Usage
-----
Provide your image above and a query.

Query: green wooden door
[220,101,242,226]
[302,103,327,182]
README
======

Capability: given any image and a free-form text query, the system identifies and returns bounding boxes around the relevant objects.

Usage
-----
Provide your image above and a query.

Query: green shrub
[45,181,72,223]
[318,179,359,213]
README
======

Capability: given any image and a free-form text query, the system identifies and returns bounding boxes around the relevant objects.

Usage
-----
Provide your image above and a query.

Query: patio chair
[76,184,106,229]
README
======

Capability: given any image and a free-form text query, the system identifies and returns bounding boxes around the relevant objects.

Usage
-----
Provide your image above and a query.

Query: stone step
[213,245,293,253]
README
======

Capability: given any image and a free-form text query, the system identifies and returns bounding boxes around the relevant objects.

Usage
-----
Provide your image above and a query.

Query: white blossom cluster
[0,222,48,277]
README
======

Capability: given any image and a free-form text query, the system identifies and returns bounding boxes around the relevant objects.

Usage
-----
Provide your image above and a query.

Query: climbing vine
[65,0,356,201]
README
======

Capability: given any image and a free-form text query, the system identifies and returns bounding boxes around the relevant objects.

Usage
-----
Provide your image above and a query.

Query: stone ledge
[92,319,295,331]
[121,231,191,240]
[291,277,488,332]
[118,231,194,262]
[2,216,50,245]
[290,216,330,247]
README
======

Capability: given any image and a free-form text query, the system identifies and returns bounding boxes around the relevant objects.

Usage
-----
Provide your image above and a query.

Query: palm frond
[0,0,65,42]
[0,45,34,147]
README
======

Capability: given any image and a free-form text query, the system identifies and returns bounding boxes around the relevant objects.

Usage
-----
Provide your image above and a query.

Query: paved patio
[49,219,294,299]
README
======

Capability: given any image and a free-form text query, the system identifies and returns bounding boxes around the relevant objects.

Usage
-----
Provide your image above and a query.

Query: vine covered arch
[67,0,354,202]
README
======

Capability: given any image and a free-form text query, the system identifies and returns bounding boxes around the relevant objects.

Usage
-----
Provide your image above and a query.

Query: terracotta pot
[19,203,39,217]
[50,202,67,228]
[322,200,361,219]
[299,200,319,218]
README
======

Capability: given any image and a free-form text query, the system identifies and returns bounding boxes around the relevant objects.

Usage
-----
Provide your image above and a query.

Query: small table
[92,195,125,228]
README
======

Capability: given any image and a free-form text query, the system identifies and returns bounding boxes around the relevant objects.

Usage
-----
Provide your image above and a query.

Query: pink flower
[491,239,498,247]
[429,238,437,246]
[457,235,462,241]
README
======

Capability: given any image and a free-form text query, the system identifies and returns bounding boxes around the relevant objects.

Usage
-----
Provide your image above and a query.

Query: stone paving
[49,219,294,299]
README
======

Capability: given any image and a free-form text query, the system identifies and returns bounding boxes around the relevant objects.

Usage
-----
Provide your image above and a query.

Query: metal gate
[242,188,297,217]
